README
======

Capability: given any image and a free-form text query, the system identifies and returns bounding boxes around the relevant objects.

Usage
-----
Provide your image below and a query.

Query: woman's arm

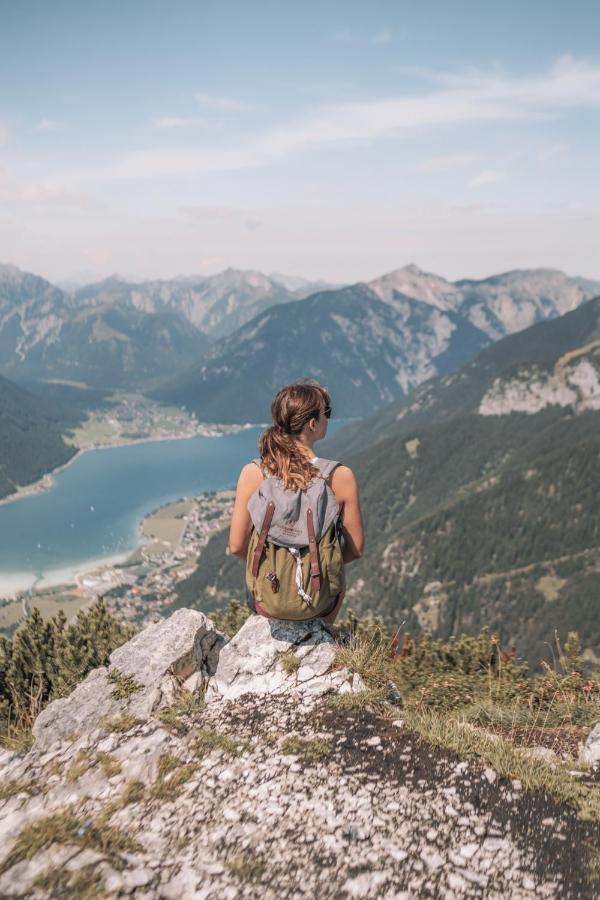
[330,465,364,563]
[228,463,263,559]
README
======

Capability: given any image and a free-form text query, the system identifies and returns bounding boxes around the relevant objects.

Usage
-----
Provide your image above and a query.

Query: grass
[98,712,143,733]
[327,688,392,716]
[31,865,106,900]
[279,649,301,675]
[95,778,146,827]
[331,625,600,821]
[147,752,199,801]
[0,711,35,754]
[155,687,206,735]
[0,805,143,875]
[106,667,144,701]
[403,707,600,822]
[66,750,95,783]
[96,750,122,779]
[226,852,266,882]
[66,748,123,782]
[280,736,333,763]
[0,778,43,802]
[188,728,251,759]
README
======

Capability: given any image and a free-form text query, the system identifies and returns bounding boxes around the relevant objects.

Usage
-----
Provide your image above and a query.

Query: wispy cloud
[334,27,399,44]
[179,205,262,230]
[150,115,221,130]
[417,153,481,173]
[372,27,393,44]
[36,118,66,132]
[0,165,97,208]
[470,169,506,187]
[73,55,600,182]
[194,92,254,112]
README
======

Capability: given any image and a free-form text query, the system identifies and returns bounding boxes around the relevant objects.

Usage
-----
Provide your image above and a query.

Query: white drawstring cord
[287,547,313,607]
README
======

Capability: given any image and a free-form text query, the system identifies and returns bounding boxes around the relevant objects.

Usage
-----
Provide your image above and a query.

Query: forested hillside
[0,374,77,501]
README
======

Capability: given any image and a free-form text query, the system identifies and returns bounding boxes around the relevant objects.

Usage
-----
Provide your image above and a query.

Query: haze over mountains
[1,261,598,418]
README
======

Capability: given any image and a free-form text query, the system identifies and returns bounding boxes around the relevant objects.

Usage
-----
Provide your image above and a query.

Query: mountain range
[171,297,600,667]
[2,262,599,416]
[0,265,334,392]
[154,264,600,422]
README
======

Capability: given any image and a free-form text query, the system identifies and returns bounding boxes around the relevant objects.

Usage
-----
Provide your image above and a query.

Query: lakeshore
[0,422,258,509]
[0,488,236,634]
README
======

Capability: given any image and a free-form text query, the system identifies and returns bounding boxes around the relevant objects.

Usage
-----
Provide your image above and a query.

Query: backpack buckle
[266,572,280,593]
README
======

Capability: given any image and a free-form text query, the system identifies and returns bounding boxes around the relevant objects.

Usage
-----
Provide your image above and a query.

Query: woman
[228,381,364,625]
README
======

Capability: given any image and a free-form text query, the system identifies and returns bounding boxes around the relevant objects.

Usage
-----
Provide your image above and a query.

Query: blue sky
[1,0,600,284]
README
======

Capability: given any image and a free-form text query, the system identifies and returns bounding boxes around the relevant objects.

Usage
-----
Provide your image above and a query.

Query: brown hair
[258,380,331,490]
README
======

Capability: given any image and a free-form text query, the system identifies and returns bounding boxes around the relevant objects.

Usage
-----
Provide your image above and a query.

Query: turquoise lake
[0,422,345,595]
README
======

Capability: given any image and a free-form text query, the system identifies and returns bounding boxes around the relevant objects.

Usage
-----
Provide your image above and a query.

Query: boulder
[205,615,365,702]
[579,722,600,765]
[32,609,226,752]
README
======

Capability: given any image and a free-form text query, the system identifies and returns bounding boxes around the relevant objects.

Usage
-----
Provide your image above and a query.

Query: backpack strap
[251,500,275,577]
[315,458,340,479]
[306,508,321,592]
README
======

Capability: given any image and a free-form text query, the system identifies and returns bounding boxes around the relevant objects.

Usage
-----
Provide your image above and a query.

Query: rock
[529,746,558,764]
[579,722,600,765]
[387,680,403,706]
[205,615,366,702]
[182,671,203,693]
[31,609,226,751]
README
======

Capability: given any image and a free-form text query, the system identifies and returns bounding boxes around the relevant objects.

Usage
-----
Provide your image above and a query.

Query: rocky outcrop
[205,616,365,702]
[1,693,596,898]
[0,609,597,898]
[31,609,226,752]
[579,722,600,765]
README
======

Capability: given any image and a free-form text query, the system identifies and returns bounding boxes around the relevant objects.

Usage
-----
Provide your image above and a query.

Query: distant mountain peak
[367,263,462,311]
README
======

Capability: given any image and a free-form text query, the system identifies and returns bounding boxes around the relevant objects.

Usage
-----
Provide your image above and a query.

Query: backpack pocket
[245,521,345,620]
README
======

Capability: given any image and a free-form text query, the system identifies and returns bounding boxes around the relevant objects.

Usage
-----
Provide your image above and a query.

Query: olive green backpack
[245,456,346,620]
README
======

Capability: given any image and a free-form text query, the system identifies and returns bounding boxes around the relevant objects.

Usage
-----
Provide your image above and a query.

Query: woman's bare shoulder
[330,464,358,497]
[237,461,264,489]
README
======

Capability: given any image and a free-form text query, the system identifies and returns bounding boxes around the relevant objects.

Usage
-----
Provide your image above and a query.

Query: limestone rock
[579,721,600,765]
[32,609,226,752]
[205,615,365,702]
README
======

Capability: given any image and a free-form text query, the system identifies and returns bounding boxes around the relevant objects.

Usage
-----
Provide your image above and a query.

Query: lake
[0,423,345,596]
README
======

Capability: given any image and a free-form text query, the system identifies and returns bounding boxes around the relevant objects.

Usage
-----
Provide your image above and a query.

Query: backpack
[245,456,346,620]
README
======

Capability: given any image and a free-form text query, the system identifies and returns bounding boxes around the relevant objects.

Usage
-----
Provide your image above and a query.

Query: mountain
[323,295,600,457]
[269,271,343,293]
[173,299,600,668]
[152,284,491,422]
[368,262,464,311]
[154,267,600,424]
[0,265,210,390]
[0,372,77,501]
[73,268,332,339]
[2,262,599,407]
[323,297,600,665]
[455,267,597,339]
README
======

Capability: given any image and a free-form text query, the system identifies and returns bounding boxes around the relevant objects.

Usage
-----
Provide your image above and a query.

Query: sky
[1,0,600,285]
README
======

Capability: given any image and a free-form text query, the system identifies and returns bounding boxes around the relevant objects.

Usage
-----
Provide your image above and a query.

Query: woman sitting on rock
[228,380,364,625]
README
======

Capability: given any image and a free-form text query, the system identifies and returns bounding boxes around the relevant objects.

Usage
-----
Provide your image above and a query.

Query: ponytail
[258,381,331,490]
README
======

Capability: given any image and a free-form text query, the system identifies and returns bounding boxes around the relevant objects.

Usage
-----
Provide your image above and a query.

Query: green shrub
[0,598,138,749]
